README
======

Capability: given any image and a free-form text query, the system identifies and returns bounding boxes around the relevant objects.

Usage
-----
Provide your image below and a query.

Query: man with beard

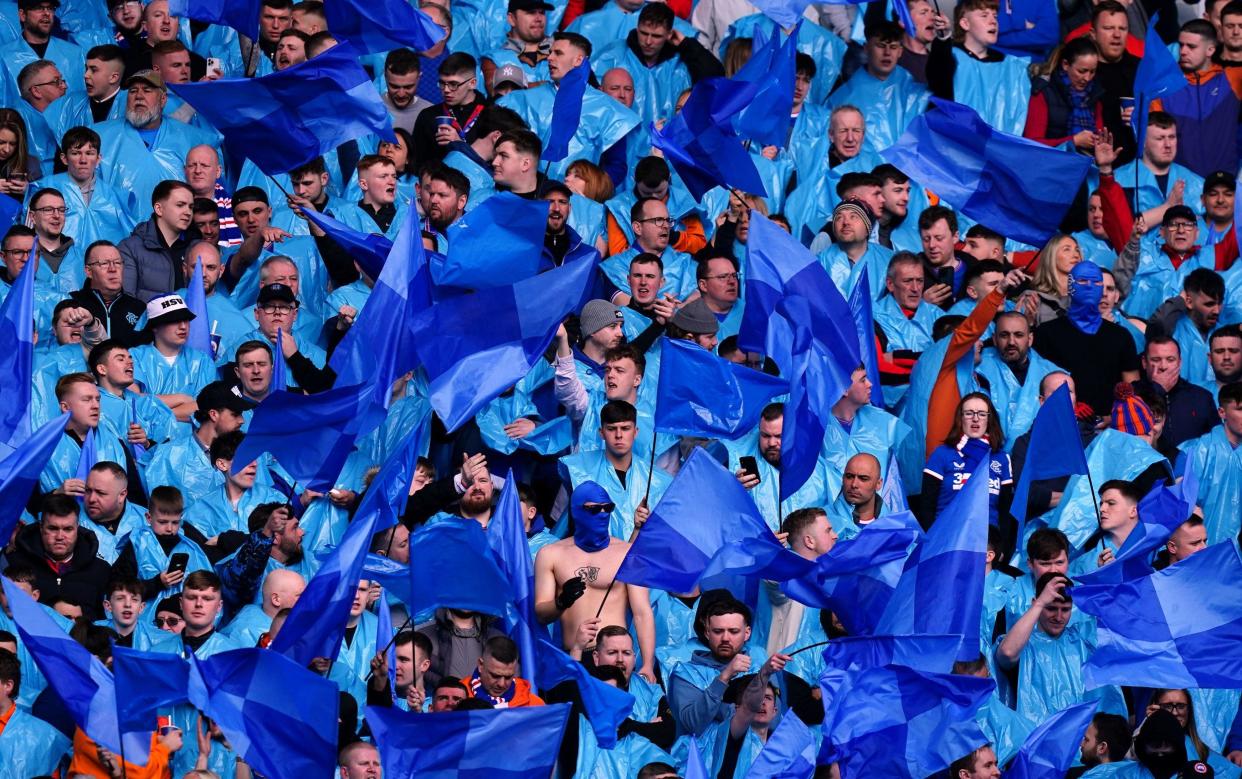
[1209,325,1242,394]
[114,485,213,602]
[401,452,500,528]
[533,480,656,678]
[96,71,217,225]
[1130,337,1217,456]
[977,312,1064,448]
[245,503,314,606]
[733,403,830,533]
[422,164,469,236]
[1148,269,1229,394]
[542,180,598,268]
[272,28,307,71]
[80,462,148,565]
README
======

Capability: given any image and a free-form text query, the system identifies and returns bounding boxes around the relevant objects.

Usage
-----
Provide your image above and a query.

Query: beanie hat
[1111,382,1154,435]
[579,299,623,337]
[833,198,875,235]
[671,297,719,335]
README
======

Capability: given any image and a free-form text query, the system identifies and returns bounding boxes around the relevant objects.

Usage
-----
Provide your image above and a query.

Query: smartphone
[739,456,760,482]
[167,552,189,574]
[935,265,955,289]
[206,57,223,77]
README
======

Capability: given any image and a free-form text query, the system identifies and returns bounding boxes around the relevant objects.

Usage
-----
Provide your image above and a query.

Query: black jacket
[66,287,148,347]
[119,217,199,303]
[11,523,113,621]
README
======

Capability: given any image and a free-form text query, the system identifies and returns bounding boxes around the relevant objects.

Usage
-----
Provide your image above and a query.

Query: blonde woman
[1022,233,1083,326]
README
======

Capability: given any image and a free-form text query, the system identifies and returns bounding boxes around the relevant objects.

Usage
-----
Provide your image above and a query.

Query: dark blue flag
[731,24,798,148]
[302,207,393,280]
[410,522,514,618]
[1074,478,1195,586]
[822,634,962,673]
[545,58,590,162]
[0,256,36,450]
[170,43,395,175]
[615,448,813,593]
[881,98,1093,246]
[532,636,635,747]
[168,0,260,39]
[438,193,549,288]
[1011,383,1088,525]
[848,265,886,408]
[1073,539,1242,689]
[271,329,288,392]
[1132,14,1186,160]
[654,336,787,437]
[323,0,444,55]
[367,703,570,778]
[1004,701,1098,779]
[747,713,817,778]
[487,475,543,688]
[0,412,69,542]
[113,646,190,732]
[411,254,594,431]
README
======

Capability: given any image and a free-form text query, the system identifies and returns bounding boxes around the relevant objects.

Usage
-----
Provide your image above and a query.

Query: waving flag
[1004,701,1098,779]
[0,412,70,541]
[113,646,190,734]
[168,0,261,39]
[532,636,634,748]
[0,258,35,450]
[271,329,288,392]
[1011,383,1088,525]
[302,208,393,280]
[1075,479,1195,585]
[1132,14,1186,160]
[487,476,543,686]
[654,337,787,438]
[323,0,444,54]
[73,427,97,507]
[731,25,798,148]
[822,634,962,673]
[184,251,214,357]
[848,266,886,408]
[747,713,817,778]
[438,193,549,288]
[409,522,514,618]
[545,59,590,162]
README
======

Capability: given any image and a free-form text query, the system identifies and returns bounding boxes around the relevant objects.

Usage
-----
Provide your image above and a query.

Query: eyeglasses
[87,259,123,269]
[704,272,740,282]
[155,615,183,628]
[2,248,31,257]
[259,304,296,315]
[582,502,616,514]
[437,77,475,91]
[1158,701,1189,713]
[962,410,990,420]
[31,205,68,215]
[1165,221,1196,232]
[31,78,66,90]
[636,217,672,227]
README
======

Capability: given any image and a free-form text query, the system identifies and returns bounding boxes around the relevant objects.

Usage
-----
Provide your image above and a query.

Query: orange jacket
[605,212,706,258]
[460,675,546,707]
[69,729,173,779]
[923,289,1006,458]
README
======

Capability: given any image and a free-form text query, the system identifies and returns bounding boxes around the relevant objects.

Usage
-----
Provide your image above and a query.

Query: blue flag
[188,648,338,779]
[232,383,382,490]
[1004,701,1098,779]
[1011,383,1088,525]
[302,207,393,280]
[822,634,963,673]
[1075,479,1194,585]
[330,214,433,415]
[877,460,990,660]
[73,427,97,508]
[750,0,810,27]
[650,77,768,200]
[819,663,995,777]
[731,25,798,148]
[890,0,915,37]
[323,0,444,55]
[0,412,70,542]
[366,702,570,777]
[170,43,394,176]
[375,591,398,703]
[486,475,542,687]
[410,521,514,618]
[271,418,425,665]
[685,736,709,779]
[0,579,149,760]
[848,265,886,409]
[0,257,35,450]
[168,0,260,39]
[1132,14,1186,161]
[271,329,287,392]
[411,255,593,431]
[1072,539,1242,689]
[363,554,415,605]
[532,636,635,747]
[747,713,817,778]
[438,193,549,288]
[545,59,590,162]
[653,337,787,437]
[881,99,1093,246]
[781,513,921,634]
[615,448,813,593]
[0,193,21,231]
[113,646,190,733]
[881,452,908,514]
[184,250,214,357]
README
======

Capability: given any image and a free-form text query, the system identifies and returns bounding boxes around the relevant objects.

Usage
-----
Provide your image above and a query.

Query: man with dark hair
[1070,479,1143,576]
[88,339,177,454]
[1068,712,1133,776]
[46,126,136,249]
[183,430,287,538]
[383,48,431,133]
[832,21,930,152]
[1155,19,1242,177]
[1129,336,1217,456]
[119,179,199,302]
[601,196,695,303]
[48,43,125,127]
[411,52,487,168]
[948,745,1001,779]
[917,204,974,308]
[481,0,555,90]
[1003,527,1070,630]
[1146,269,1228,394]
[1179,381,1242,544]
[461,635,544,707]
[145,381,248,502]
[734,403,829,532]
[10,494,113,621]
[491,128,542,197]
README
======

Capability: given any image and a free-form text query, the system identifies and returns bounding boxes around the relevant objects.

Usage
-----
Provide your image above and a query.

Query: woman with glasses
[919,392,1014,532]
[1145,688,1242,778]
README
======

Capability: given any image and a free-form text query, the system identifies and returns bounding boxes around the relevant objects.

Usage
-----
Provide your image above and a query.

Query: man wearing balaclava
[1133,709,1190,779]
[533,480,658,684]
[1034,261,1142,416]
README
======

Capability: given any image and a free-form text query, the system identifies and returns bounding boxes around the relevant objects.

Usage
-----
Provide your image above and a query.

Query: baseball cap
[145,294,195,328]
[257,283,298,306]
[232,186,269,208]
[490,63,527,92]
[125,69,166,91]
[196,381,250,416]
[508,0,553,11]
[18,0,59,10]
[1161,204,1197,227]
[1203,170,1236,193]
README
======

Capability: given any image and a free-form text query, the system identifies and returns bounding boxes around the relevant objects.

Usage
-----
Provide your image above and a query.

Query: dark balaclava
[571,481,613,553]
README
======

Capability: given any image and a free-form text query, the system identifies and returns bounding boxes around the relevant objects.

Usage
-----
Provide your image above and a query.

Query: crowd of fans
[0,0,1240,775]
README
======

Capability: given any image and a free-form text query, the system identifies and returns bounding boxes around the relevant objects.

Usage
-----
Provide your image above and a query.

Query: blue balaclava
[1067,261,1104,334]
[572,481,614,552]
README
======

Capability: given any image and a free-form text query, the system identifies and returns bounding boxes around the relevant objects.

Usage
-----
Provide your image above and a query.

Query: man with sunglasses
[412,52,488,169]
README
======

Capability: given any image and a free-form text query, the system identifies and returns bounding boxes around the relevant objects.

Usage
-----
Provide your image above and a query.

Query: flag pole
[599,428,660,621]
[363,615,414,681]
[1133,93,1142,216]
[787,639,830,657]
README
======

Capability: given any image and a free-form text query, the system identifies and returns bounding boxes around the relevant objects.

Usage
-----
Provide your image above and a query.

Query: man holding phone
[917,205,975,310]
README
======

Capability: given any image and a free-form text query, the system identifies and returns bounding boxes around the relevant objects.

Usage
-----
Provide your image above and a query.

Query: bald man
[601,67,635,109]
[221,568,305,646]
[826,453,885,540]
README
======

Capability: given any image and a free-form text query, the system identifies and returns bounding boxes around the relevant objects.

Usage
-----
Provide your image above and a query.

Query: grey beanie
[579,299,623,337]
[671,297,719,335]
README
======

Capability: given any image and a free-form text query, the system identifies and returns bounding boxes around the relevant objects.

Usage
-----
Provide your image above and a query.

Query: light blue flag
[1004,701,1098,779]
[302,207,392,280]
[271,418,425,665]
[409,522,514,618]
[1011,383,1087,525]
[0,257,35,450]
[781,513,921,634]
[1132,14,1186,161]
[1072,539,1242,690]
[112,646,190,733]
[487,474,543,688]
[654,336,787,438]
[685,735,709,779]
[819,662,995,777]
[323,0,444,55]
[375,591,398,703]
[168,0,261,38]
[187,648,339,779]
[877,459,990,660]
[532,635,634,748]
[73,427,97,507]
[545,59,590,162]
[184,251,214,357]
[0,412,70,542]
[233,383,383,490]
[731,24,798,149]
[848,266,886,409]
[747,713,816,778]
[822,634,963,673]
[881,452,908,514]
[366,702,571,778]
[170,43,395,175]
[615,448,814,593]
[1,579,150,761]
[438,193,549,288]
[271,328,287,392]
[329,214,432,414]
[411,254,594,431]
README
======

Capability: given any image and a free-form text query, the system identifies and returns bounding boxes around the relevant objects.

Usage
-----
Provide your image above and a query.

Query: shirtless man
[534,481,657,683]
